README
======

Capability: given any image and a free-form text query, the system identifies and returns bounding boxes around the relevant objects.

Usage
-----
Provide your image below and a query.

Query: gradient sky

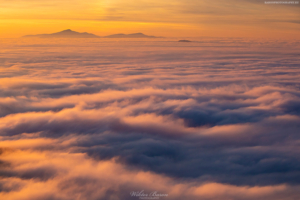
[0,0,299,38]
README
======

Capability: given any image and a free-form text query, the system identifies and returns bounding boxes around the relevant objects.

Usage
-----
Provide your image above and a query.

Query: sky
[0,38,300,199]
[0,0,299,38]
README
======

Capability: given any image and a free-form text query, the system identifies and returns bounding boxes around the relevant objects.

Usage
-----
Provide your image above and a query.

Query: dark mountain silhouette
[23,30,160,39]
[23,29,100,38]
[104,33,158,38]
[178,40,192,42]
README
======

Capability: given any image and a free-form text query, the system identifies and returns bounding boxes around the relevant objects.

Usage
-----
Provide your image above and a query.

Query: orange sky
[0,0,299,38]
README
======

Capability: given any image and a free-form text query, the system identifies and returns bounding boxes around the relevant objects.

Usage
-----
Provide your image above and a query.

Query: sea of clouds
[0,38,300,200]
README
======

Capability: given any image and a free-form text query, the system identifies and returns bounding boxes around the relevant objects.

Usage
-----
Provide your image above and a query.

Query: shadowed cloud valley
[0,37,300,200]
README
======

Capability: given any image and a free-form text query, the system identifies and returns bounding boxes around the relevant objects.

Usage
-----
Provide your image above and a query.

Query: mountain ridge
[104,33,158,38]
[23,29,100,38]
[23,29,159,38]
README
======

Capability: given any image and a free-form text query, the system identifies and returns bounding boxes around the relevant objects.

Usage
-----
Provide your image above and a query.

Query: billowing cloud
[0,38,300,199]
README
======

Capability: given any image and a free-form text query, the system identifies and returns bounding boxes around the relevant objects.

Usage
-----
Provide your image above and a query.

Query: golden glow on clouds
[0,0,299,38]
[0,37,300,199]
[0,148,294,200]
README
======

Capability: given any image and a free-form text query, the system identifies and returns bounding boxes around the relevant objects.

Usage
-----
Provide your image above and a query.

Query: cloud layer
[0,38,300,199]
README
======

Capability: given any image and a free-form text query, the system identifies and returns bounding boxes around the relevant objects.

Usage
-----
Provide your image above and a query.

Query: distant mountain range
[23,29,100,38]
[23,29,159,38]
[103,33,157,38]
[178,40,192,42]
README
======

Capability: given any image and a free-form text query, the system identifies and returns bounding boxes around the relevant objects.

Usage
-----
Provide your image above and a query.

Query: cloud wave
[0,38,300,199]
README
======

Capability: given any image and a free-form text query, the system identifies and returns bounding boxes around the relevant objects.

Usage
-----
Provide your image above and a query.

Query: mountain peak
[23,30,160,39]
[59,29,77,33]
[23,29,100,38]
